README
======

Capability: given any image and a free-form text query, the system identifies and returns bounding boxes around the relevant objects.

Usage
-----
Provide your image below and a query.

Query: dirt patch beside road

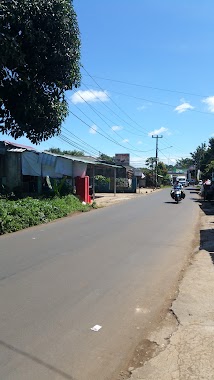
[93,188,160,208]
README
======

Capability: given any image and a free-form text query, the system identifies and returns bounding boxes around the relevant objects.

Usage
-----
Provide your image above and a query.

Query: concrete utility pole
[152,135,163,187]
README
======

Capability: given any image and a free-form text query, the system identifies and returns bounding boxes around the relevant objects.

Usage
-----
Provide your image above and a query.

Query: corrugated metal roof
[1,141,122,168]
[95,161,122,168]
[7,148,26,153]
[63,154,98,164]
[4,140,37,151]
[43,151,122,168]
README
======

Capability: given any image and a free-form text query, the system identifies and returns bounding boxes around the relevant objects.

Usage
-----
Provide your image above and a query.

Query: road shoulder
[129,201,214,380]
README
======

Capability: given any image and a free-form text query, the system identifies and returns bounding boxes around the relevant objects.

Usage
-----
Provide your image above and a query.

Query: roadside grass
[0,195,92,235]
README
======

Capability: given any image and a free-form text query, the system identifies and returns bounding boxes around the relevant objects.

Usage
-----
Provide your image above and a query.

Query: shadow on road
[164,201,181,205]
[199,200,214,265]
[199,201,214,216]
[0,339,76,380]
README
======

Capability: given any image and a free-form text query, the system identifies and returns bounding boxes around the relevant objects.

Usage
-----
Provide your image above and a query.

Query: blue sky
[2,0,214,167]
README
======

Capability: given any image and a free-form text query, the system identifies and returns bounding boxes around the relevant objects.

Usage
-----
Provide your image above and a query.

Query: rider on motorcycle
[173,180,182,190]
[171,180,185,199]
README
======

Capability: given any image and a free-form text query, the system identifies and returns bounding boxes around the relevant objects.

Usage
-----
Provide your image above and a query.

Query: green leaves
[0,195,90,235]
[0,0,81,143]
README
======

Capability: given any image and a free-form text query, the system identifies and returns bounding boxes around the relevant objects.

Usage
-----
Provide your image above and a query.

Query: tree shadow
[199,200,214,216]
[200,229,214,265]
[199,200,214,265]
[0,339,76,380]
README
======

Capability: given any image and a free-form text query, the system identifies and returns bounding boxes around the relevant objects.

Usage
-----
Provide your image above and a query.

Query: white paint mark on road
[91,325,102,332]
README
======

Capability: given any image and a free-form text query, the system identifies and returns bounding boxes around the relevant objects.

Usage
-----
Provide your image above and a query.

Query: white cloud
[174,102,194,113]
[202,96,214,112]
[122,139,129,143]
[111,125,123,131]
[71,89,109,104]
[148,127,168,137]
[137,140,142,145]
[89,124,98,134]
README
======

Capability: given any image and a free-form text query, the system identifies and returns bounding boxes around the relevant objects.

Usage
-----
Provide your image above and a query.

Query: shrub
[0,195,91,235]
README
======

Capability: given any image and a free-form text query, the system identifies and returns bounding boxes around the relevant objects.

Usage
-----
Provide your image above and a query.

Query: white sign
[134,168,143,177]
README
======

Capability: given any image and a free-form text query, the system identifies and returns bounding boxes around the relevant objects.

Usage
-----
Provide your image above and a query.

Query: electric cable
[82,73,209,98]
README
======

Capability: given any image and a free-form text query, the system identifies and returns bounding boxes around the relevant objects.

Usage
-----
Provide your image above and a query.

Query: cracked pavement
[129,201,214,380]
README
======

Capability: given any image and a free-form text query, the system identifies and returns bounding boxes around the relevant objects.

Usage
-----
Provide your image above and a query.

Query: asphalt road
[0,188,200,380]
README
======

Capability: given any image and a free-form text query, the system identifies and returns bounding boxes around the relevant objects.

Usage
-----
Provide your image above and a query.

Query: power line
[81,69,198,158]
[69,109,154,155]
[58,134,96,157]
[81,81,148,135]
[70,89,144,152]
[80,70,214,163]
[71,67,201,162]
[80,75,209,161]
[62,127,100,156]
[66,96,154,155]
[58,134,100,158]
[82,83,214,117]
[81,67,149,134]
[80,83,146,137]
[82,73,208,98]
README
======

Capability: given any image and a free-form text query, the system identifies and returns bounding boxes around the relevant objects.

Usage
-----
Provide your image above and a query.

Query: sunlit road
[0,188,199,380]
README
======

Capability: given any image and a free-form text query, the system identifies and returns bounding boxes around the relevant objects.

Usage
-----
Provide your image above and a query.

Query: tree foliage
[145,157,156,170]
[47,147,84,156]
[175,157,194,168]
[0,0,81,143]
[190,139,214,178]
[98,153,114,163]
[205,160,214,175]
[145,158,169,185]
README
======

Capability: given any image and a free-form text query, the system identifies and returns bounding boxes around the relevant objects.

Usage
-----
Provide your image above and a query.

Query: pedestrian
[203,178,211,201]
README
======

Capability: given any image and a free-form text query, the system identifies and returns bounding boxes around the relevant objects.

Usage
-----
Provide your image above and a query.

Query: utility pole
[152,135,163,188]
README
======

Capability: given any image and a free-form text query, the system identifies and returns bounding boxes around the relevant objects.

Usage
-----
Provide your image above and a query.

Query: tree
[145,157,156,170]
[199,139,214,177]
[145,158,170,186]
[204,160,214,176]
[98,153,114,163]
[0,0,81,143]
[175,158,194,168]
[157,161,168,177]
[47,148,84,156]
[190,142,207,175]
[165,164,175,171]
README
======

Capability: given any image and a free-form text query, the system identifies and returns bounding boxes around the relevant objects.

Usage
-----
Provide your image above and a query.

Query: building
[0,141,122,200]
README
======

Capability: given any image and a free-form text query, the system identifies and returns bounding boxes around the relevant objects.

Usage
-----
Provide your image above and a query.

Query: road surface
[0,188,200,380]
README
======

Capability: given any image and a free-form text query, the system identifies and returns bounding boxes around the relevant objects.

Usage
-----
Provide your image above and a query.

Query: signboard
[134,168,144,177]
[114,153,130,165]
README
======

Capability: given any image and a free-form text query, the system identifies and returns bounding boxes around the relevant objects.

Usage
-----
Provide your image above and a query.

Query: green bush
[0,195,91,235]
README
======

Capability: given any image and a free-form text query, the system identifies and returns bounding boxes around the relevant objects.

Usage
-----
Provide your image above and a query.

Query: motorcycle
[170,187,184,203]
[174,188,182,203]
